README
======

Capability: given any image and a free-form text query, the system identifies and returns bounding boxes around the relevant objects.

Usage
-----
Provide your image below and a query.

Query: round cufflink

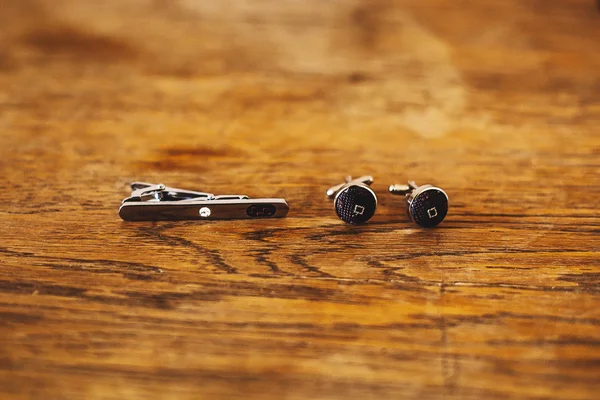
[326,176,377,225]
[389,181,448,228]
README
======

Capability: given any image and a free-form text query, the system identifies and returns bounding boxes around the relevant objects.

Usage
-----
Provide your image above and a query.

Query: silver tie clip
[119,182,289,221]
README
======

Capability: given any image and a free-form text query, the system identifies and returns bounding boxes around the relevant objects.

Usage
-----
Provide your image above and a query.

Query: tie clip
[119,182,289,221]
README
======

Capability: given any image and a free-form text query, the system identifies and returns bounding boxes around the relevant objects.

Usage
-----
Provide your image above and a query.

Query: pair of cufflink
[326,175,448,228]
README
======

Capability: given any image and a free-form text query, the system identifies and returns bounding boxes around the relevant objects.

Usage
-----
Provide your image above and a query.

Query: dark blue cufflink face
[334,185,377,225]
[409,187,448,228]
[389,181,449,228]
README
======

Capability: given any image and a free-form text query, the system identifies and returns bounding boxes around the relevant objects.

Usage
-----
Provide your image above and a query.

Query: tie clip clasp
[119,182,289,221]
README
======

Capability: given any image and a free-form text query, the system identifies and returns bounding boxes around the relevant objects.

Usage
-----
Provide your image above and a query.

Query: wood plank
[0,0,599,399]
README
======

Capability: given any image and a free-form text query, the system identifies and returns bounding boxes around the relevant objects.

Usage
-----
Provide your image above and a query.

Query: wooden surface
[1,1,599,399]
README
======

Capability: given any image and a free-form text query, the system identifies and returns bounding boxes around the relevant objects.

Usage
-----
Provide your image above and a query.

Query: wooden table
[1,1,599,399]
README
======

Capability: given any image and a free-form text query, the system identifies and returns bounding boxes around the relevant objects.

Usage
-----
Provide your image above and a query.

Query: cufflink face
[409,187,448,228]
[389,181,448,228]
[334,185,377,225]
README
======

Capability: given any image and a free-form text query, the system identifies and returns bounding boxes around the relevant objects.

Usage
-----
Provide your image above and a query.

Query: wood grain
[1,0,599,399]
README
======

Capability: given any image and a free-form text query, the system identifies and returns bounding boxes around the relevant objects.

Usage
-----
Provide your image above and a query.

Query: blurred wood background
[1,0,599,399]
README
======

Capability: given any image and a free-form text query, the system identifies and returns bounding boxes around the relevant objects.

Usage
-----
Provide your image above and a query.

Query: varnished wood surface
[1,1,599,399]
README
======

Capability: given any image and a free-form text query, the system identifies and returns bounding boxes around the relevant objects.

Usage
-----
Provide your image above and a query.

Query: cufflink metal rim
[327,175,377,225]
[389,181,448,228]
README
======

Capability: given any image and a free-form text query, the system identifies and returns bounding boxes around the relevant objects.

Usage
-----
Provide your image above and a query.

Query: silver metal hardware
[119,182,289,221]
